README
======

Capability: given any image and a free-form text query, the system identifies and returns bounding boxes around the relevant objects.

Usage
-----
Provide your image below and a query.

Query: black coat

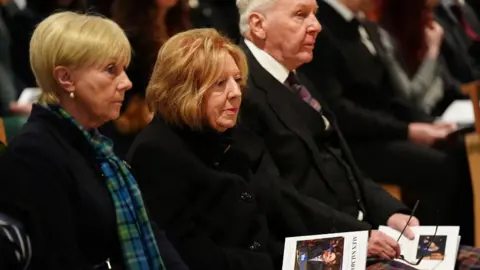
[239,42,408,231]
[300,1,433,141]
[435,3,480,83]
[127,117,357,270]
[0,105,187,270]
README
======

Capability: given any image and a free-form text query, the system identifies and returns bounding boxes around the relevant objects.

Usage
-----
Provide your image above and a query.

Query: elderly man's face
[261,0,321,70]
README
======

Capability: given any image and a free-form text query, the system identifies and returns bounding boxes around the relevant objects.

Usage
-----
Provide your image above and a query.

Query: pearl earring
[69,92,75,99]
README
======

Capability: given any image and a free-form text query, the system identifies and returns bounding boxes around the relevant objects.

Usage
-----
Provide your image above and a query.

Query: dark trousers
[349,138,473,245]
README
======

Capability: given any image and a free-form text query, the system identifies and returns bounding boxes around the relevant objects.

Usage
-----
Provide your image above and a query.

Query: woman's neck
[58,100,101,130]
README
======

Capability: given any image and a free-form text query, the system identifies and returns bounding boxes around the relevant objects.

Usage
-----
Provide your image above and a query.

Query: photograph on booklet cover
[295,237,344,270]
[379,225,460,270]
[416,236,447,261]
[282,231,369,270]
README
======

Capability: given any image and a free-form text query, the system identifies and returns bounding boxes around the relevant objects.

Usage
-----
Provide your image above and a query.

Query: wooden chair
[381,184,402,201]
[0,118,6,145]
[461,81,480,247]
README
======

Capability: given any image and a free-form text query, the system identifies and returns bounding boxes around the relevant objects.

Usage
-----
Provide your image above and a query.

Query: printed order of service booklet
[282,231,369,270]
[379,226,461,270]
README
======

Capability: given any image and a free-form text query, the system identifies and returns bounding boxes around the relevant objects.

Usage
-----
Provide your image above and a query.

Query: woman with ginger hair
[127,28,337,270]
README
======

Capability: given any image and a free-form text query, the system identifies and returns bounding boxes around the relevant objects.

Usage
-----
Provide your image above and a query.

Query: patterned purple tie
[286,72,330,129]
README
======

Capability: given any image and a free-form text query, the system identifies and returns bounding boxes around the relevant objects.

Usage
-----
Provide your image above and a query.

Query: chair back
[0,118,5,145]
[461,81,480,247]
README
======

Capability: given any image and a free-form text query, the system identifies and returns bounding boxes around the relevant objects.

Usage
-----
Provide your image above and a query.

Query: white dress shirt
[244,39,331,132]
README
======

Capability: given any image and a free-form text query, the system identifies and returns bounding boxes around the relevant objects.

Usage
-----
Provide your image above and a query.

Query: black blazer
[127,117,363,270]
[435,3,480,83]
[300,1,433,141]
[0,105,187,270]
[239,42,408,231]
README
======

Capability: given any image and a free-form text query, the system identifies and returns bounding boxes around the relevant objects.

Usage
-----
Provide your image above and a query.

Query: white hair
[236,0,276,36]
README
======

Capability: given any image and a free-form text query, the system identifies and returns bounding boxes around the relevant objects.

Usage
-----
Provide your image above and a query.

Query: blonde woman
[0,12,187,270]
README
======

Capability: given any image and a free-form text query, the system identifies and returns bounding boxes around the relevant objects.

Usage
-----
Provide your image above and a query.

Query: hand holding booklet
[378,225,461,270]
[282,231,369,270]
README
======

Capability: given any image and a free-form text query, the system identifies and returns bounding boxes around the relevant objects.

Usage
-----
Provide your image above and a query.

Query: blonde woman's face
[203,54,243,132]
[69,62,132,125]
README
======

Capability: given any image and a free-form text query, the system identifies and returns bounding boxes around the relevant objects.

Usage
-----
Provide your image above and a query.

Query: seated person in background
[436,0,480,83]
[103,0,191,158]
[0,12,187,270]
[128,28,364,270]
[299,0,473,242]
[2,0,88,88]
[236,0,480,268]
[377,0,464,116]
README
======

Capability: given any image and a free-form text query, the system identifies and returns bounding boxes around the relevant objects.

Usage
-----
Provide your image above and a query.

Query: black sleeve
[300,30,410,140]
[334,130,410,227]
[128,144,275,270]
[250,146,372,235]
[360,177,411,227]
[0,141,86,270]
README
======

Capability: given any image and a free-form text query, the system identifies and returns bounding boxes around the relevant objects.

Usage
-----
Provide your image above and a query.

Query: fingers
[402,226,415,240]
[408,217,420,227]
[382,234,401,257]
[369,231,401,259]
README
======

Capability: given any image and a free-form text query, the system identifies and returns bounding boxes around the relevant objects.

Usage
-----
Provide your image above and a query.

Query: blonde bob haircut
[146,28,248,130]
[30,11,131,104]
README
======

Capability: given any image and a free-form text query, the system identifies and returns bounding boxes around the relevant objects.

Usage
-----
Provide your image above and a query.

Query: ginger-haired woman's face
[203,53,243,132]
[156,0,178,8]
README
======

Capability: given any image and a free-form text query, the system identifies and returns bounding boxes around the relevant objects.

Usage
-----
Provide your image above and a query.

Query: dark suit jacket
[0,105,187,270]
[127,117,366,270]
[239,42,408,232]
[436,3,480,83]
[300,1,433,141]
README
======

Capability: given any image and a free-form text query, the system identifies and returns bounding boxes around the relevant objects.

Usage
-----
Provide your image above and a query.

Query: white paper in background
[379,226,460,270]
[17,88,41,106]
[440,100,476,124]
[282,231,369,270]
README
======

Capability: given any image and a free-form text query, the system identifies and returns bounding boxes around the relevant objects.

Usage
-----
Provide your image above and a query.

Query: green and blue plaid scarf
[49,105,165,270]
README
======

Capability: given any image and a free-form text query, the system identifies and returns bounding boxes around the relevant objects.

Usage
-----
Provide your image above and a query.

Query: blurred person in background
[378,0,465,116]
[436,0,480,83]
[3,0,87,88]
[0,11,187,270]
[106,0,191,158]
[0,1,17,115]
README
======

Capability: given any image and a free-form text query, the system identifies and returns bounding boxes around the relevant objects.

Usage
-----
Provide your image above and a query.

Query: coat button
[240,192,253,202]
[249,241,261,251]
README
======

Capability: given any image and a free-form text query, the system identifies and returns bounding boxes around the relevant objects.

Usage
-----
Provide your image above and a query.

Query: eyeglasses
[396,200,439,266]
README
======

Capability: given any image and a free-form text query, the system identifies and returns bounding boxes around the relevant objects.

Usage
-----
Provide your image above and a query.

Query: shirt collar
[323,0,355,21]
[244,39,291,84]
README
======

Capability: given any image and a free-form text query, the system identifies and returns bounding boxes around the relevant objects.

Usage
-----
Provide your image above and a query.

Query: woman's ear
[53,66,75,93]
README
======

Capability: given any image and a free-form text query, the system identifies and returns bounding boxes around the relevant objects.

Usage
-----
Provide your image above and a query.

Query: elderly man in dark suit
[298,0,473,243]
[237,0,480,268]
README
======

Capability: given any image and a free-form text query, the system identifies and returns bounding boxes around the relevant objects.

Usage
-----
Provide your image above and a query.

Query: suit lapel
[241,42,336,190]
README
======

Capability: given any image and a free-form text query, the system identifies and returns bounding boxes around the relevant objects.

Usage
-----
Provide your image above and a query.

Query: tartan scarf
[48,105,165,270]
